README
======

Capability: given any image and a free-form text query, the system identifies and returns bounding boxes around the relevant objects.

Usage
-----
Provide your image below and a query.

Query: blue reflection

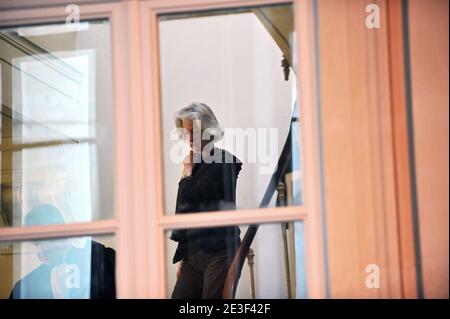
[9,205,115,299]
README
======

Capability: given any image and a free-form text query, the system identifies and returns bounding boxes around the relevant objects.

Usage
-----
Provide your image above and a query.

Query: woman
[170,102,242,299]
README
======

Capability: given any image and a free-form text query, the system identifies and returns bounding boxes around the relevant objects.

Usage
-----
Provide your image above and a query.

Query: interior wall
[408,0,449,299]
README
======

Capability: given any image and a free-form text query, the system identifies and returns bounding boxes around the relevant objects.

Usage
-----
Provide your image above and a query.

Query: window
[158,4,303,214]
[0,3,122,299]
[142,0,325,298]
[165,221,307,299]
[0,20,114,227]
[1,0,326,298]
[0,235,115,299]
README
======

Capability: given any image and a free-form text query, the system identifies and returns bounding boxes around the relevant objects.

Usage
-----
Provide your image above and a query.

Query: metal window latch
[281,55,290,81]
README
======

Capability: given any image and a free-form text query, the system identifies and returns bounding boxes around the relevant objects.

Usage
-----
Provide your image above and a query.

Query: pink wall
[408,0,449,299]
[317,0,403,298]
[317,0,449,298]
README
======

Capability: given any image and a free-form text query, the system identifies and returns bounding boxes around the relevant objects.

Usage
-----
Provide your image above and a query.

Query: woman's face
[182,118,194,149]
[182,118,214,152]
[182,118,207,152]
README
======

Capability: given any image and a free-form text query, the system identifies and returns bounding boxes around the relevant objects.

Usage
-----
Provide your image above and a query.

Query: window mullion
[0,219,118,242]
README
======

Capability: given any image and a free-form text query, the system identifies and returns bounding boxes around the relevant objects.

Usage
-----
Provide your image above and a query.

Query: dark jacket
[170,148,242,263]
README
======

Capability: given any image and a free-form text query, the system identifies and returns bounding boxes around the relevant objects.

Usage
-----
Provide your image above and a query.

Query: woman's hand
[182,150,194,178]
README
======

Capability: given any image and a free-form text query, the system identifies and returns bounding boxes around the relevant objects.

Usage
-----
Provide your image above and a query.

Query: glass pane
[166,221,307,299]
[158,4,303,215]
[0,20,115,226]
[0,234,115,299]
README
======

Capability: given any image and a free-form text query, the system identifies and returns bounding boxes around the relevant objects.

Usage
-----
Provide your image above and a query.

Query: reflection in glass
[0,232,116,299]
[0,20,114,226]
[159,3,303,215]
[166,221,306,299]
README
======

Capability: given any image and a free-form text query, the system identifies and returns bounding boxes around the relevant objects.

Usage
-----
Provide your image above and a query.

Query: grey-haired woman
[170,102,242,299]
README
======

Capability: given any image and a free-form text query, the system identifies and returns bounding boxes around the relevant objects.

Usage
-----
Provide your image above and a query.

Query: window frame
[0,0,327,299]
[140,0,327,298]
[0,1,128,296]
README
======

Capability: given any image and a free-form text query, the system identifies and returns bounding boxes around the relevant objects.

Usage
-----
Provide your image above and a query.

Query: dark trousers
[171,248,233,299]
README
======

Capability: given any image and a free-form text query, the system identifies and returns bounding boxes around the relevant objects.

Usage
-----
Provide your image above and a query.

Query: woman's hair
[174,102,224,141]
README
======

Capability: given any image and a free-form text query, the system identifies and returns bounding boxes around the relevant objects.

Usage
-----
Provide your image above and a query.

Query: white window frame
[0,0,327,299]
